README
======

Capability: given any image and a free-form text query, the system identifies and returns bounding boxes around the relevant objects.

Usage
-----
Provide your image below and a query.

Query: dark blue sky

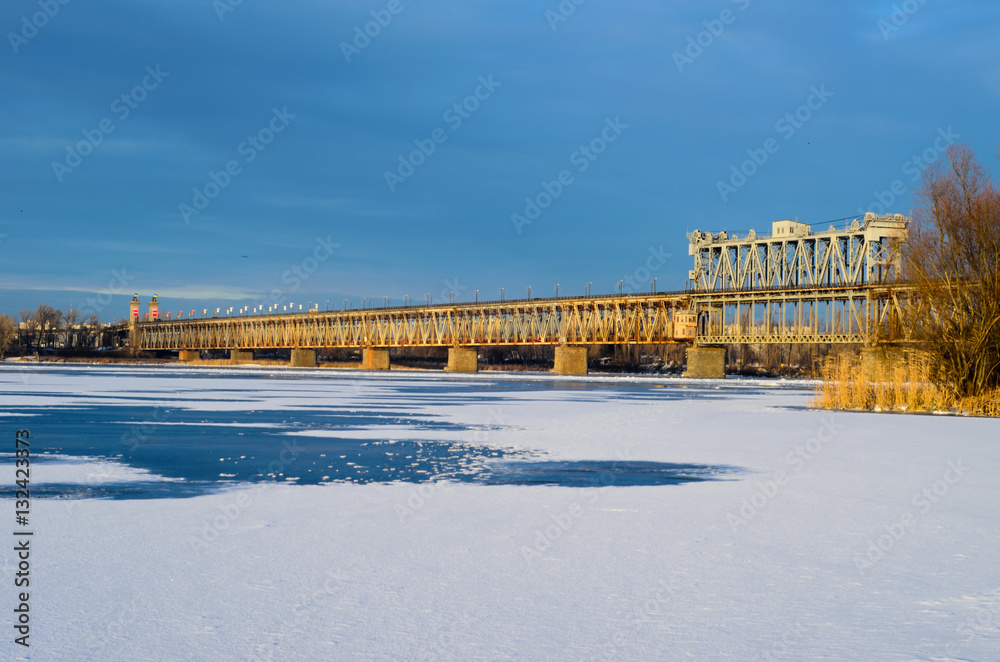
[2,0,999,321]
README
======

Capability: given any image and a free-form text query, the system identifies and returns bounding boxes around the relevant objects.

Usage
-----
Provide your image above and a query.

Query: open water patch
[474,460,740,487]
[1,366,752,499]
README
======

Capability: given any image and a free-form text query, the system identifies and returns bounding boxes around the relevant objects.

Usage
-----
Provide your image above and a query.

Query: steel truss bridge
[134,213,914,352]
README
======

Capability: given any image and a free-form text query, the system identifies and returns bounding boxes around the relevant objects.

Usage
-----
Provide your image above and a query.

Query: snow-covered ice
[1,364,998,661]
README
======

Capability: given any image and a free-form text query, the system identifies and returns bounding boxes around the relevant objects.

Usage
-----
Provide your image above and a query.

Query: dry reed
[812,352,999,416]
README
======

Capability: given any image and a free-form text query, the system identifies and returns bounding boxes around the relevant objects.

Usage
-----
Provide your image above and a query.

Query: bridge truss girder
[691,285,914,345]
[134,289,914,351]
[136,295,692,350]
[688,214,908,292]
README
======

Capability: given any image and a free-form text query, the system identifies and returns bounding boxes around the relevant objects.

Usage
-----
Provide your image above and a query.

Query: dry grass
[180,359,433,370]
[955,392,1000,417]
[182,358,289,367]
[40,357,172,365]
[812,352,1000,416]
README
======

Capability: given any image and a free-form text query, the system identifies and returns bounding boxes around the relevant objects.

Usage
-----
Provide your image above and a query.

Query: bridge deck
[134,285,912,350]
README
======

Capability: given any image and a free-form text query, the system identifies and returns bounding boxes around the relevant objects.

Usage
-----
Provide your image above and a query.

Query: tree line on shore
[0,304,117,358]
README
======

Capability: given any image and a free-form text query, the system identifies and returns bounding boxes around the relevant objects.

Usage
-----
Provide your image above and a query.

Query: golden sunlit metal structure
[688,213,913,345]
[133,213,913,352]
[136,294,695,350]
[133,285,913,350]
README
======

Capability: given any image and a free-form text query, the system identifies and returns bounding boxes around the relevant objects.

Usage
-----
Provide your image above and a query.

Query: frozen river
[1,365,746,498]
[1,364,998,661]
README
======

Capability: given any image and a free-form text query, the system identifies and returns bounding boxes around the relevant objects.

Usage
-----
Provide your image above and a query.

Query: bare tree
[905,144,1000,397]
[62,307,81,349]
[82,312,103,349]
[18,309,36,351]
[0,314,17,359]
[34,304,61,349]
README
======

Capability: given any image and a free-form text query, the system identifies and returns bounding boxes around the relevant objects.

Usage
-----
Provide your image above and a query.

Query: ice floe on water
[0,364,763,498]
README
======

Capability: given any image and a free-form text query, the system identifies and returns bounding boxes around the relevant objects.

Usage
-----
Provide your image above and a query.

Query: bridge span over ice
[130,213,913,378]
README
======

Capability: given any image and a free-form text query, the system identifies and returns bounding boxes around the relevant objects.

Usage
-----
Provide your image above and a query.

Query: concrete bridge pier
[552,345,588,375]
[684,345,726,379]
[230,349,254,364]
[362,348,390,370]
[178,350,200,362]
[291,348,317,367]
[445,347,478,373]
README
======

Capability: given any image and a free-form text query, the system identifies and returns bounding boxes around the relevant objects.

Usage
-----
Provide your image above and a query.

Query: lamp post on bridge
[586,282,591,297]
[555,284,559,297]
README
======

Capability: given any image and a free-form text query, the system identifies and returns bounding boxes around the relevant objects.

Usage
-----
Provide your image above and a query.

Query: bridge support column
[290,348,317,368]
[230,349,254,364]
[178,350,200,362]
[684,346,726,379]
[361,348,390,371]
[552,345,588,375]
[445,347,478,373]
